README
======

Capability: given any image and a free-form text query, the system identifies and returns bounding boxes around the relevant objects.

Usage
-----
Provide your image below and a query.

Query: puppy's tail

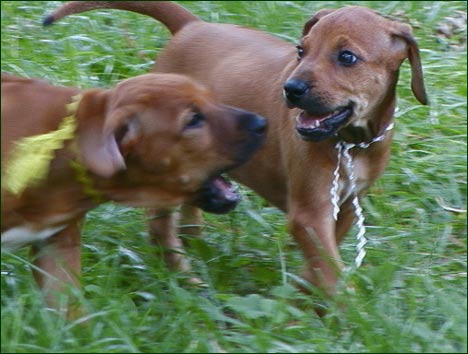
[43,1,200,35]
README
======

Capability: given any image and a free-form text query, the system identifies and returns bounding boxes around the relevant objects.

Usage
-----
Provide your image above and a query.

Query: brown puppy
[1,72,266,312]
[46,2,428,299]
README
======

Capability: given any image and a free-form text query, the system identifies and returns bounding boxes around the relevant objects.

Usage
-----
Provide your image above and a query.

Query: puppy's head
[283,6,428,142]
[76,73,266,213]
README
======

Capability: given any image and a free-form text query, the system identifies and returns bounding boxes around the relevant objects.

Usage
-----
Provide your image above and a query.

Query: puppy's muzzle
[283,78,353,142]
[192,112,267,214]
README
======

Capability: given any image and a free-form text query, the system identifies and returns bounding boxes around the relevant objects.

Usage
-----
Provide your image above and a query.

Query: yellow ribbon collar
[3,94,104,202]
[3,94,82,195]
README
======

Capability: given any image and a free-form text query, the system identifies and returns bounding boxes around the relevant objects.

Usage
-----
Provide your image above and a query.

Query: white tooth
[295,111,322,129]
[230,181,240,192]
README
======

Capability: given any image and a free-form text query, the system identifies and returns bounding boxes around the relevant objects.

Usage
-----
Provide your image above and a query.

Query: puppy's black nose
[283,79,310,102]
[244,114,267,136]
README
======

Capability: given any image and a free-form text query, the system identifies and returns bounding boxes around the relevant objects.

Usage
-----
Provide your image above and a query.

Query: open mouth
[295,107,353,142]
[192,174,240,214]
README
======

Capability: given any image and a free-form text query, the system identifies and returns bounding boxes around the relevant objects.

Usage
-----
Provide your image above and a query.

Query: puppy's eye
[338,50,358,66]
[296,45,305,61]
[185,112,205,130]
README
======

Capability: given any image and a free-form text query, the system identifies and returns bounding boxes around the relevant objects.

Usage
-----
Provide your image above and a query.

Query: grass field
[1,1,466,352]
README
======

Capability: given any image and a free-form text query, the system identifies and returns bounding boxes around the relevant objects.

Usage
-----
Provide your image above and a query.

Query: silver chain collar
[331,122,394,268]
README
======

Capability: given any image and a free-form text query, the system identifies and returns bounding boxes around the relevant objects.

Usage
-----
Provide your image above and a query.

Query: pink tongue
[213,177,238,201]
[297,111,332,129]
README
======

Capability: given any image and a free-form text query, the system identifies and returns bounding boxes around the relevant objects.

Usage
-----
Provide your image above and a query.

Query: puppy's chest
[1,210,78,251]
[1,225,67,251]
[337,154,373,204]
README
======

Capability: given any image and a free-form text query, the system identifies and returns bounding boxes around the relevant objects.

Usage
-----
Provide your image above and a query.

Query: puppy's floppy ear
[75,89,127,178]
[302,8,335,36]
[392,24,428,105]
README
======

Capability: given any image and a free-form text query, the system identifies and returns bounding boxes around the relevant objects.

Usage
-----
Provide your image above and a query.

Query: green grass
[1,1,466,352]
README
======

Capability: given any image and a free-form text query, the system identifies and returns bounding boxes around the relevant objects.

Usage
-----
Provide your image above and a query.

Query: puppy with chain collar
[46,2,428,307]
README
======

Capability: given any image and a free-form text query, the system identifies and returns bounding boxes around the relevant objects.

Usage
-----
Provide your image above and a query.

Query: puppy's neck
[338,95,396,145]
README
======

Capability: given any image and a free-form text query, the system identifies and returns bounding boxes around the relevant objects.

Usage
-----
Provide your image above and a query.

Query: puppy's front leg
[178,204,204,239]
[147,207,205,285]
[288,202,343,297]
[147,208,189,272]
[30,220,83,316]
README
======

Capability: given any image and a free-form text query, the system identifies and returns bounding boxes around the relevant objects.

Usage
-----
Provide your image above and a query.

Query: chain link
[330,122,394,268]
